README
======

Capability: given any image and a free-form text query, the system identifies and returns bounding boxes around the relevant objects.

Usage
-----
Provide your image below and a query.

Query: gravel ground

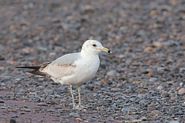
[0,0,185,123]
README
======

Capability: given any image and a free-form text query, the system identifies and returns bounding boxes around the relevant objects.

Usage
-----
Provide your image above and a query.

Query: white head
[81,40,111,56]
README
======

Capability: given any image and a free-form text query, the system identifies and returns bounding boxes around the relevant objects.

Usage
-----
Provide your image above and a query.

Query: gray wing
[41,53,80,78]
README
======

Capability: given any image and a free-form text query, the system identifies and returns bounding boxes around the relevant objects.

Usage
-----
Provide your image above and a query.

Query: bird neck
[80,49,99,59]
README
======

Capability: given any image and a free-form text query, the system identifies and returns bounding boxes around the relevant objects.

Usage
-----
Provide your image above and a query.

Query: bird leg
[69,85,76,109]
[77,87,81,107]
[75,86,85,109]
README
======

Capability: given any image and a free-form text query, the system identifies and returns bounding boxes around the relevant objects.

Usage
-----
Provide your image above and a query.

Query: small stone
[15,78,21,81]
[179,68,185,73]
[140,116,147,121]
[0,44,4,51]
[163,40,180,47]
[75,118,83,122]
[81,5,94,14]
[144,46,155,53]
[157,67,166,73]
[47,108,56,112]
[23,2,34,9]
[170,0,178,6]
[0,106,8,109]
[148,110,162,119]
[152,42,163,48]
[178,88,185,95]
[111,87,120,92]
[169,120,179,123]
[149,77,158,82]
[37,102,48,106]
[0,55,5,60]
[116,54,125,58]
[157,85,163,90]
[21,47,34,54]
[20,107,31,112]
[106,70,119,77]
[0,100,4,103]
[10,118,16,123]
[150,10,158,17]
[179,82,184,87]
[69,112,80,117]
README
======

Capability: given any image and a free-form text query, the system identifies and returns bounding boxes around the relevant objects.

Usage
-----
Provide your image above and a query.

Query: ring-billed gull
[17,40,111,109]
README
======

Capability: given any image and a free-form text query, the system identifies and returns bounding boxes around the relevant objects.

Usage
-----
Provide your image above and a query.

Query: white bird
[17,40,111,109]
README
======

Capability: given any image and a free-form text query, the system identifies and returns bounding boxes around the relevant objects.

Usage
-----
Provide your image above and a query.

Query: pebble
[69,112,80,117]
[179,82,184,87]
[111,87,120,92]
[106,70,119,77]
[23,3,34,9]
[163,40,180,47]
[169,121,179,123]
[116,54,125,58]
[157,85,163,90]
[148,110,162,119]
[81,5,95,14]
[152,42,163,48]
[0,106,8,109]
[144,46,155,53]
[0,44,4,51]
[37,102,48,106]
[20,107,31,112]
[0,100,4,103]
[149,77,158,82]
[177,88,185,95]
[179,67,185,73]
[10,119,17,123]
[157,67,166,73]
[0,55,4,60]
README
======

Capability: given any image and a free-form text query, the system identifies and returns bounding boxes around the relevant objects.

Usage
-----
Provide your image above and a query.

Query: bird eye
[92,44,97,47]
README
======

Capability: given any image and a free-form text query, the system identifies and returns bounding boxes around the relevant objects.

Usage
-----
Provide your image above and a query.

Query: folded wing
[41,53,80,78]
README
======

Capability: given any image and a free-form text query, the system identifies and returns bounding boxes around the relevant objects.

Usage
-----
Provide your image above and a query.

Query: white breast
[62,55,100,85]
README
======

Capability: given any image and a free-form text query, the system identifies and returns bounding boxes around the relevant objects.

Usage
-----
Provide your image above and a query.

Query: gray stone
[106,70,119,77]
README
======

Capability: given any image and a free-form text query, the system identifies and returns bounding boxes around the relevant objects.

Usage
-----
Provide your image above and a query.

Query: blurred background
[0,0,185,123]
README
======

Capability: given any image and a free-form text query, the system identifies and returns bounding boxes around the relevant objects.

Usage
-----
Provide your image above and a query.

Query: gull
[17,40,111,109]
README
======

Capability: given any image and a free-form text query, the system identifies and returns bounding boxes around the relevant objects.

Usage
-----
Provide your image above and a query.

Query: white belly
[60,56,100,85]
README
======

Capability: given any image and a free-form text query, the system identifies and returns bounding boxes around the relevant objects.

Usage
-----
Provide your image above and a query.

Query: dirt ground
[0,0,185,123]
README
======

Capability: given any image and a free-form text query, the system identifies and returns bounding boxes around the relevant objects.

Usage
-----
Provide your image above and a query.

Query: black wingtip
[16,66,46,76]
[16,66,40,69]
